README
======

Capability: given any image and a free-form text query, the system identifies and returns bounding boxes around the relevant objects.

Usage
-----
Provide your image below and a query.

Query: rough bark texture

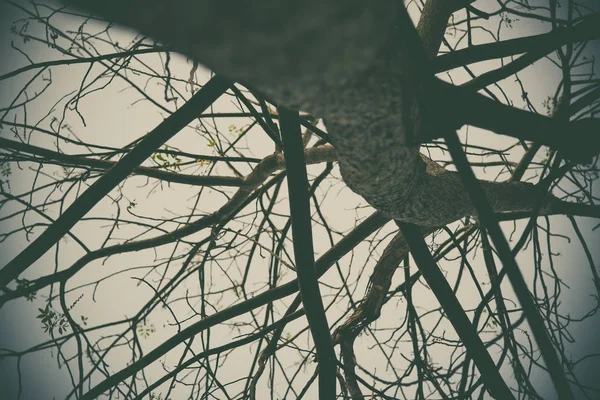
[65,0,596,226]
[416,0,476,57]
[49,1,600,398]
[69,0,399,113]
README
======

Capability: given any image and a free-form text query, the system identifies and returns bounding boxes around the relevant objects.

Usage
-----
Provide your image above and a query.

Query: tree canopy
[1,0,600,399]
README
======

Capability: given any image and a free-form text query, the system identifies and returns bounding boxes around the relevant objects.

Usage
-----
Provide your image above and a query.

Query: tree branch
[433,12,600,73]
[0,137,245,187]
[75,211,388,400]
[279,107,337,398]
[0,76,230,290]
[68,0,400,113]
[397,221,516,400]
[444,131,575,400]
[416,0,476,57]
[63,1,600,231]
[432,80,600,163]
[0,143,338,306]
[0,46,169,82]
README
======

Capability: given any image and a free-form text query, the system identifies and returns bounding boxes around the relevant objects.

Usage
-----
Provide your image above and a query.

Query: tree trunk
[66,0,598,225]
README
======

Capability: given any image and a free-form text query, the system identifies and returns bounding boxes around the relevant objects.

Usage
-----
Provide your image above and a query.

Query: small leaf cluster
[37,304,69,335]
[151,145,183,171]
[228,124,245,136]
[136,320,156,339]
[36,294,84,335]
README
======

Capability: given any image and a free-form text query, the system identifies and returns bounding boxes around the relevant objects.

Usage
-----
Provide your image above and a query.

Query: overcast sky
[1,1,600,399]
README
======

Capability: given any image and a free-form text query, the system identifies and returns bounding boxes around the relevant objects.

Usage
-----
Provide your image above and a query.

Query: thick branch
[0,76,230,290]
[76,211,388,400]
[432,80,600,163]
[397,221,516,400]
[69,0,400,113]
[445,131,575,399]
[279,107,336,398]
[416,0,476,57]
[63,0,600,229]
[433,12,600,73]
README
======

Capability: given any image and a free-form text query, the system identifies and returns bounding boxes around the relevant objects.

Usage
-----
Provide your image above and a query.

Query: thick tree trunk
[66,0,598,225]
[70,0,399,112]
[52,1,599,398]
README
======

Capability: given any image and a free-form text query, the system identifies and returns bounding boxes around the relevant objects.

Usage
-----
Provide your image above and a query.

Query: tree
[0,0,599,398]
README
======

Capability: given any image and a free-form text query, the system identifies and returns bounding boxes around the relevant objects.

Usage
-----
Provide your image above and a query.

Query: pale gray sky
[1,1,599,399]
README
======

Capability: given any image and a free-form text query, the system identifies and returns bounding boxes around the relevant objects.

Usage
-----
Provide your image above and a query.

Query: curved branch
[444,131,575,400]
[416,0,476,57]
[0,137,245,187]
[0,76,230,291]
[433,12,600,73]
[0,46,169,82]
[397,221,516,400]
[0,144,338,306]
[76,211,388,400]
[62,0,600,231]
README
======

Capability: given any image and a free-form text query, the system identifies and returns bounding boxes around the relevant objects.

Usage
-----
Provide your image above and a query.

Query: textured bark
[68,0,399,114]
[64,0,599,226]
[333,228,433,341]
[0,76,230,289]
[279,108,337,398]
[416,0,476,57]
[47,2,599,397]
